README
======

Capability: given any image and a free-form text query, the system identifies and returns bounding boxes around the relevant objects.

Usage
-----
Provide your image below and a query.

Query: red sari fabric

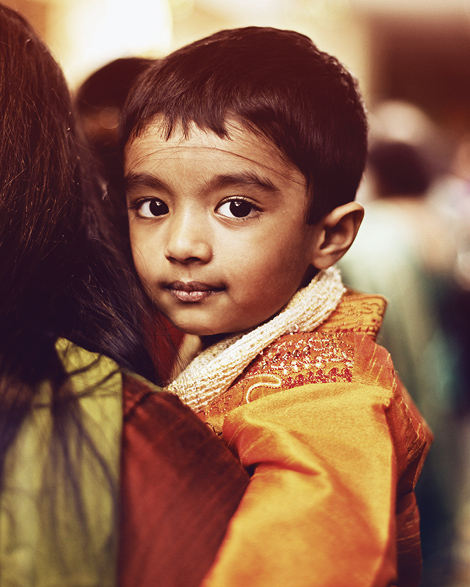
[118,375,249,587]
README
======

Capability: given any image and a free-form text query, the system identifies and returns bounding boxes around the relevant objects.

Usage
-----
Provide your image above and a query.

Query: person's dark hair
[368,140,433,197]
[0,4,158,511]
[122,26,368,223]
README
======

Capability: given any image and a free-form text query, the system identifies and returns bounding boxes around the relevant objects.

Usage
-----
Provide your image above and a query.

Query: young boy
[122,27,432,587]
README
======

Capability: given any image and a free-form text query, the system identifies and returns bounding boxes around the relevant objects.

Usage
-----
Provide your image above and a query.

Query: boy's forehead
[125,117,305,188]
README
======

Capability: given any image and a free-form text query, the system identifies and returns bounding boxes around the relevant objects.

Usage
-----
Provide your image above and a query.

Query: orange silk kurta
[197,291,433,587]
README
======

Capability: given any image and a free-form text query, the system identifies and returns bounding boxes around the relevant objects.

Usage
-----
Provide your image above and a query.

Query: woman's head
[0,5,158,382]
[0,5,84,345]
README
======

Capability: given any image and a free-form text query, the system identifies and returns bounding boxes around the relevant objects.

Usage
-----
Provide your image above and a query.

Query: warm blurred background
[4,1,470,586]
[3,0,470,132]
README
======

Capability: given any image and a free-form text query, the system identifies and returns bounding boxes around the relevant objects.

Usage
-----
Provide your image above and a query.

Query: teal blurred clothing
[340,198,462,584]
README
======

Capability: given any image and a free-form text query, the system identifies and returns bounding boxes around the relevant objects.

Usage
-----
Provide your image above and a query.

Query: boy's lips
[165,281,225,303]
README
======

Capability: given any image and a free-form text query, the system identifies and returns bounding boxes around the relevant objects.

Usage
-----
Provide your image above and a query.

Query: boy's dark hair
[122,26,368,223]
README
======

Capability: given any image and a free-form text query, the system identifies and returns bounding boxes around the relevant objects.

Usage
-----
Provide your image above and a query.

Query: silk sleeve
[202,381,414,587]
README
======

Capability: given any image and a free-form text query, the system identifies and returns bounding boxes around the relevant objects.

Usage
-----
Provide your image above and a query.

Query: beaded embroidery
[203,332,355,422]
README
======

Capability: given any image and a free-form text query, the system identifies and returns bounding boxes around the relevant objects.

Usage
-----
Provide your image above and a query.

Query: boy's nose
[164,212,212,264]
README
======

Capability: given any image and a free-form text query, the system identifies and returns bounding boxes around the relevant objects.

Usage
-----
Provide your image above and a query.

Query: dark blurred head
[75,57,155,186]
[368,140,434,197]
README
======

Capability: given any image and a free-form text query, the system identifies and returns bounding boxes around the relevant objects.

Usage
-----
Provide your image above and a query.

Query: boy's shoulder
[315,288,387,340]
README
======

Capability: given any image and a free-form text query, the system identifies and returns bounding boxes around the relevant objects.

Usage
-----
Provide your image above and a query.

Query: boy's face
[125,118,320,339]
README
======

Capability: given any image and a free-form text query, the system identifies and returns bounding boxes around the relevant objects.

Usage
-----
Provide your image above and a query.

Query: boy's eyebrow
[125,172,168,194]
[208,171,280,193]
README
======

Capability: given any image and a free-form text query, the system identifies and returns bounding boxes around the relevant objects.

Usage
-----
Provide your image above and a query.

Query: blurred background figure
[74,57,155,188]
[340,100,470,587]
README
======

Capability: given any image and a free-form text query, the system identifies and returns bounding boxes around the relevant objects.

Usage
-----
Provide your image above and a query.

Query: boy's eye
[137,198,169,218]
[217,199,257,219]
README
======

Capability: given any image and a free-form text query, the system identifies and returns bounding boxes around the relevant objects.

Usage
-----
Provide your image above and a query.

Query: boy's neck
[200,332,233,350]
[199,333,223,351]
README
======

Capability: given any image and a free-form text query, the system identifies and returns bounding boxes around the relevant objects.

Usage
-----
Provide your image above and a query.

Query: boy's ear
[310,202,364,270]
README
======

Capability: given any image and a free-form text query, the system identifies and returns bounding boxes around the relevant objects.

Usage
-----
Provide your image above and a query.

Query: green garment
[0,339,123,587]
